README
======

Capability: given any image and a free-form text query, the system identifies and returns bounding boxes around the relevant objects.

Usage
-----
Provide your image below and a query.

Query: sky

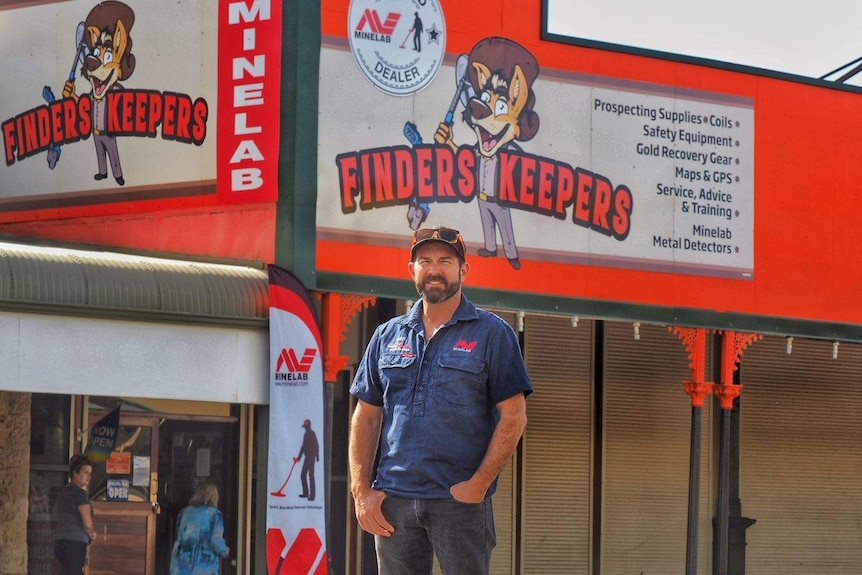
[546,0,862,86]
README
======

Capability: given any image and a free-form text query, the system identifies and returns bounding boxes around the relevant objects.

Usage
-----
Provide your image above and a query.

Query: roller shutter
[601,321,714,574]
[491,437,517,574]
[739,335,862,574]
[520,314,594,574]
[490,310,519,575]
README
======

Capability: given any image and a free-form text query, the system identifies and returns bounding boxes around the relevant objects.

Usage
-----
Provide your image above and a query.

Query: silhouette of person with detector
[295,419,319,501]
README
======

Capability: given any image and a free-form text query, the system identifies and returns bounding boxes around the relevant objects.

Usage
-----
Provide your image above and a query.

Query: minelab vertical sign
[217,0,283,202]
[266,265,327,574]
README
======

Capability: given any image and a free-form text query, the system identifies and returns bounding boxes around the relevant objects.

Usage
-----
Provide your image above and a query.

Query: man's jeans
[375,495,496,575]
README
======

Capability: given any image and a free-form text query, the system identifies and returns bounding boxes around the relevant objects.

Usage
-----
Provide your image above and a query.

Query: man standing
[412,12,424,52]
[296,419,320,501]
[349,226,532,574]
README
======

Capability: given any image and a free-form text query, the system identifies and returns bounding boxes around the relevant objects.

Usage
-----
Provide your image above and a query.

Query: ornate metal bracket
[669,326,712,407]
[321,293,376,382]
[714,330,762,410]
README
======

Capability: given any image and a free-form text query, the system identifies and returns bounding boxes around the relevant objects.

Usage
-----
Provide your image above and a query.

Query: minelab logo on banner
[275,348,317,384]
[348,0,446,96]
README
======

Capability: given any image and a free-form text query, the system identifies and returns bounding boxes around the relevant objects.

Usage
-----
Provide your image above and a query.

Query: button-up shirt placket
[410,317,453,418]
[413,330,429,417]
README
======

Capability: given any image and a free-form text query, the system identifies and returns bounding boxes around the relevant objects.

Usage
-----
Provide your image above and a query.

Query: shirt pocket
[378,353,417,405]
[434,353,487,408]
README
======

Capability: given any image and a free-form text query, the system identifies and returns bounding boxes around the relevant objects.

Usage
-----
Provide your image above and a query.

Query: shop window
[28,393,72,575]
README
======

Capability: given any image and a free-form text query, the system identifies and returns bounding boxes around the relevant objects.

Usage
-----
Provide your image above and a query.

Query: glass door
[86,412,160,575]
[155,419,236,575]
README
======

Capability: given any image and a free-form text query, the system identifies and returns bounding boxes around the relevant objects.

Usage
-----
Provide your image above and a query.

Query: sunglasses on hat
[411,226,466,260]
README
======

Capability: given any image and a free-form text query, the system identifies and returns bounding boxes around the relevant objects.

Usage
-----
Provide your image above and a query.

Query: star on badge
[427,24,441,44]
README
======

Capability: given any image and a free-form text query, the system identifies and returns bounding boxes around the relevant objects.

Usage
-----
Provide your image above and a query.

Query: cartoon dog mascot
[435,37,540,270]
[63,1,136,186]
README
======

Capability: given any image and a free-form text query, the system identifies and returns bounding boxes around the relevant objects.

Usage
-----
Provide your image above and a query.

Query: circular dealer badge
[348,0,446,97]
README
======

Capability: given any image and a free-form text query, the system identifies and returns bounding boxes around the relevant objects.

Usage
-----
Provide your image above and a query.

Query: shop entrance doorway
[87,411,160,575]
[84,405,237,575]
[156,419,236,574]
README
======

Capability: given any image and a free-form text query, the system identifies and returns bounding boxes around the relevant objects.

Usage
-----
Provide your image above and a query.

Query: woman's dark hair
[69,454,93,477]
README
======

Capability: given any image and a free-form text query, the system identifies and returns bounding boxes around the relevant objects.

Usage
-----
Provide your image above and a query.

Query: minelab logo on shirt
[387,338,412,354]
[348,0,446,96]
[453,340,477,352]
[274,348,316,385]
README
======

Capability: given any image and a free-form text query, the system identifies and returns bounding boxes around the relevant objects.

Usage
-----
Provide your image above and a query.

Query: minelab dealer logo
[274,348,316,385]
[348,0,445,96]
[355,9,400,38]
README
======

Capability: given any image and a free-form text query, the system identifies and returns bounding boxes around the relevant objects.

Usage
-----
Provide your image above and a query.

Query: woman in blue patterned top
[169,481,229,575]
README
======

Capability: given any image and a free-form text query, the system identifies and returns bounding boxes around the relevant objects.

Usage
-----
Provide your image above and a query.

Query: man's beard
[416,274,460,304]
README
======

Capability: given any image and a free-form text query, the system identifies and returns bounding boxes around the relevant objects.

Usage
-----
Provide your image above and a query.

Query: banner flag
[83,405,121,464]
[266,265,328,574]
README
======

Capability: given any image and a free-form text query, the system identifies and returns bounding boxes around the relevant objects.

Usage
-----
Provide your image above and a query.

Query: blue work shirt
[350,295,533,499]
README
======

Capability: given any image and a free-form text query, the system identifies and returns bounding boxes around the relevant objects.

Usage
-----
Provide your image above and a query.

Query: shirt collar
[403,294,478,332]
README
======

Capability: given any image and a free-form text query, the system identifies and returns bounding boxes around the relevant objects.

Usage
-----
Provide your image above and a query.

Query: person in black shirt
[53,454,96,575]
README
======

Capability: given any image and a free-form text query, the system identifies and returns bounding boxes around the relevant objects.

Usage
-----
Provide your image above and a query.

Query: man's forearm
[348,402,383,497]
[470,408,527,492]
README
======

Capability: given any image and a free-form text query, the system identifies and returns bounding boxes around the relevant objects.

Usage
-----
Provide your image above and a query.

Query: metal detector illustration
[445,53,474,125]
[271,457,299,497]
[404,54,475,229]
[43,22,88,169]
[399,27,414,49]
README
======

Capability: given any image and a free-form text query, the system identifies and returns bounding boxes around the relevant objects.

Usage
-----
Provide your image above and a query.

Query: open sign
[106,478,130,501]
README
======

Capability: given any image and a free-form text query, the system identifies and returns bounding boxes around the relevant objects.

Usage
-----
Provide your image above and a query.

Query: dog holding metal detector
[434,37,541,270]
[62,1,136,186]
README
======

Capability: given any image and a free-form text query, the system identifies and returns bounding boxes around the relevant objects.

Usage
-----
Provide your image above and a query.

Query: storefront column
[713,331,761,575]
[320,292,376,572]
[671,327,713,575]
[0,391,30,575]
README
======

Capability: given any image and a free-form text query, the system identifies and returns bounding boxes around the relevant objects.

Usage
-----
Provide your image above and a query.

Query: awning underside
[0,241,269,324]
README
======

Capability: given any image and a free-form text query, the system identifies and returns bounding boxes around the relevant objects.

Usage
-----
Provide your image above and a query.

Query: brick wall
[0,392,30,575]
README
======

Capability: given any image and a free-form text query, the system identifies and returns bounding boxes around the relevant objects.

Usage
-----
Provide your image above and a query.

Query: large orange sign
[316,0,862,328]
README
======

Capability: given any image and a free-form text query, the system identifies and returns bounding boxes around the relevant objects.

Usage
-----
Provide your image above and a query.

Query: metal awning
[0,240,269,326]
